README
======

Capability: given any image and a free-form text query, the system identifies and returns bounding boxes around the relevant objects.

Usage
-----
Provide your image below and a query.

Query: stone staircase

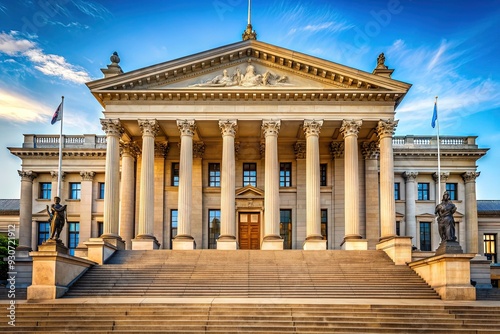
[65,250,439,299]
[3,302,500,333]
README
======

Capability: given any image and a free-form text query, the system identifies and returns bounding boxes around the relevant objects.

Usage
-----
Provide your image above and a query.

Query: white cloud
[71,0,111,19]
[0,31,91,84]
[0,88,51,123]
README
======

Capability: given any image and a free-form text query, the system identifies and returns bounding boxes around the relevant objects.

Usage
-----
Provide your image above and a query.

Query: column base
[172,235,196,250]
[342,239,368,250]
[303,237,327,250]
[261,236,283,250]
[132,236,160,250]
[376,236,412,265]
[217,235,238,250]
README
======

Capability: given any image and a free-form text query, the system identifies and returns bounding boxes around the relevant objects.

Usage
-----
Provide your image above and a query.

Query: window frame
[98,182,105,199]
[419,221,432,251]
[394,182,401,200]
[280,209,292,249]
[484,233,497,263]
[67,221,80,256]
[37,221,50,246]
[279,162,292,187]
[417,182,430,201]
[208,163,221,187]
[243,162,257,187]
[321,209,328,247]
[208,209,221,249]
[446,183,458,200]
[69,182,81,200]
[171,163,180,186]
[320,164,327,186]
[39,182,52,200]
[170,209,178,249]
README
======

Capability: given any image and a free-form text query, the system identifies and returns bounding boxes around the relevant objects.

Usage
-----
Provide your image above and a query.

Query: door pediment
[236,185,264,198]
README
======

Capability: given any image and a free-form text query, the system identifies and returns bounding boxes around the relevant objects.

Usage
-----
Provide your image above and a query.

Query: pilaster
[75,171,94,253]
[462,171,480,253]
[362,141,380,249]
[403,171,418,248]
[17,170,37,255]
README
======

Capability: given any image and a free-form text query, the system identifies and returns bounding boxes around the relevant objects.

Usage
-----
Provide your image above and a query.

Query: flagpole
[57,96,64,197]
[435,96,441,200]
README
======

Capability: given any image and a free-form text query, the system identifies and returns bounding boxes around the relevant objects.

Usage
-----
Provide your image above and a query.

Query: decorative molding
[219,120,238,136]
[294,141,306,159]
[176,119,196,136]
[303,120,323,137]
[138,119,160,137]
[50,171,66,182]
[462,171,480,183]
[100,119,124,137]
[154,142,169,158]
[433,172,450,183]
[193,142,205,158]
[340,119,362,138]
[330,141,344,159]
[361,141,379,160]
[18,170,37,182]
[120,141,141,158]
[402,171,419,182]
[262,120,281,137]
[80,171,95,181]
[377,119,399,139]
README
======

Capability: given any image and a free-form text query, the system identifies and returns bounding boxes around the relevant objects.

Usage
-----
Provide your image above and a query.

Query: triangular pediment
[235,185,264,198]
[88,40,411,106]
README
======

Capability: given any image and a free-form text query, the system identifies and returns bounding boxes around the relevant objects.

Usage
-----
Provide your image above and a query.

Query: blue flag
[51,102,62,125]
[431,102,437,128]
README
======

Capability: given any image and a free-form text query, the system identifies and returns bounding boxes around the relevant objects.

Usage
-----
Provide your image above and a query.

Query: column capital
[377,119,398,139]
[462,171,480,183]
[154,142,169,158]
[193,141,205,158]
[139,119,160,137]
[219,120,238,137]
[330,141,344,159]
[303,120,323,137]
[433,172,450,183]
[100,119,124,137]
[120,141,141,158]
[262,120,281,137]
[361,141,379,160]
[80,171,95,181]
[18,170,37,181]
[50,171,66,182]
[177,119,196,136]
[402,171,419,182]
[340,119,362,138]
[294,141,306,159]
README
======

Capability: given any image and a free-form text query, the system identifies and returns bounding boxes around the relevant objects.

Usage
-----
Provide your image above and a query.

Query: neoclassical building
[9,38,493,264]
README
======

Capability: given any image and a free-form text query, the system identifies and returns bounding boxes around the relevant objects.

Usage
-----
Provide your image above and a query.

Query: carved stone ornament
[154,142,169,158]
[50,171,66,182]
[138,119,160,137]
[294,141,306,159]
[330,142,344,159]
[340,119,362,138]
[100,119,124,137]
[242,23,257,41]
[303,120,323,137]
[402,171,419,182]
[219,120,238,137]
[262,120,281,137]
[377,119,399,139]
[462,171,480,183]
[433,172,450,183]
[235,142,240,160]
[376,52,387,69]
[120,141,141,158]
[361,141,379,160]
[80,171,95,181]
[18,170,37,181]
[177,120,196,136]
[193,142,205,158]
[259,141,266,158]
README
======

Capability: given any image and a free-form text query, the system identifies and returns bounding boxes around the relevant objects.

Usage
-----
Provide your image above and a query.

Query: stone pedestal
[27,240,96,300]
[409,253,476,300]
[470,255,493,288]
[303,238,327,250]
[216,236,238,250]
[435,240,463,256]
[261,237,284,250]
[342,239,368,251]
[132,237,161,250]
[376,236,412,265]
[84,238,122,265]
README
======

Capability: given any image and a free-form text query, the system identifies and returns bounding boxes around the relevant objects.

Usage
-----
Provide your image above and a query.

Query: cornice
[9,149,106,158]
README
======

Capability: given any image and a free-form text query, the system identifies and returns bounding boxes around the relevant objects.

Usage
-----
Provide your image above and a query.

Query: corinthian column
[17,170,37,255]
[462,171,480,253]
[261,120,283,250]
[120,141,140,250]
[173,120,196,250]
[218,120,238,250]
[362,141,380,249]
[377,119,398,240]
[100,119,124,248]
[340,119,364,249]
[303,120,326,250]
[133,119,160,250]
[403,171,418,247]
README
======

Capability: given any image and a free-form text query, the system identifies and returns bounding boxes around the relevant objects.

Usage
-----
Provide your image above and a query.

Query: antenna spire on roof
[242,0,257,40]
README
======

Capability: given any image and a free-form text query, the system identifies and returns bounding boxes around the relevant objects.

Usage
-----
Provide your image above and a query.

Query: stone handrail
[393,136,475,147]
[23,135,107,149]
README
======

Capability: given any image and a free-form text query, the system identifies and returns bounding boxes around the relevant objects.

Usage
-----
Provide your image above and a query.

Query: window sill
[66,199,81,202]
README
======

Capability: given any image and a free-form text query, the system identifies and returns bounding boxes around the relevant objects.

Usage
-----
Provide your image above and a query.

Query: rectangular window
[69,182,81,200]
[208,209,221,249]
[208,163,221,187]
[243,163,257,187]
[396,221,401,236]
[68,222,80,256]
[171,163,180,186]
[170,209,178,249]
[420,222,431,251]
[321,209,328,247]
[320,164,327,186]
[279,162,292,187]
[280,209,292,249]
[484,234,497,263]
[98,182,105,199]
[98,222,103,237]
[394,182,401,200]
[417,183,430,201]
[38,222,50,246]
[446,183,458,200]
[39,182,52,200]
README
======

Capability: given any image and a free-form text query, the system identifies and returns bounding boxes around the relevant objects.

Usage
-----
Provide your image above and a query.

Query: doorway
[238,212,260,250]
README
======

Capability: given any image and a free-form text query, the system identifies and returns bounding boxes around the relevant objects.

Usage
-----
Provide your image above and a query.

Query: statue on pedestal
[435,191,457,242]
[46,196,67,240]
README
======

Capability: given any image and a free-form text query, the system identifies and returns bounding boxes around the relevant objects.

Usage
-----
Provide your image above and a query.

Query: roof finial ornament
[101,51,123,78]
[242,0,257,41]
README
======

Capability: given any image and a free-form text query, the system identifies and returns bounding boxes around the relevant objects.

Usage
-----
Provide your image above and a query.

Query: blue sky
[0,0,499,199]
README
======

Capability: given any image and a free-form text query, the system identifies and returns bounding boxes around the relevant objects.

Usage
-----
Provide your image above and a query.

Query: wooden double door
[238,212,261,250]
